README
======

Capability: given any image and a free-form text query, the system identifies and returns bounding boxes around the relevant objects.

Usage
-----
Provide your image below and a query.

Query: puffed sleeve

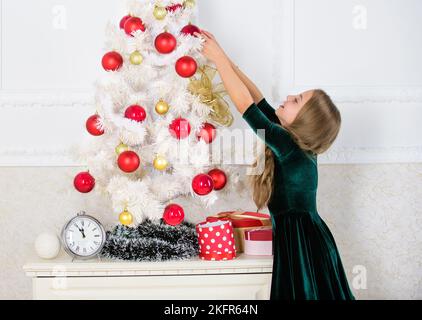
[256,98,281,124]
[242,102,297,159]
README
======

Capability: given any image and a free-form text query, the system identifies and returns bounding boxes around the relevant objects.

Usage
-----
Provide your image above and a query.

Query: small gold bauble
[155,99,170,115]
[115,142,129,155]
[119,209,133,226]
[153,5,167,20]
[153,155,168,171]
[130,51,143,65]
[184,0,196,9]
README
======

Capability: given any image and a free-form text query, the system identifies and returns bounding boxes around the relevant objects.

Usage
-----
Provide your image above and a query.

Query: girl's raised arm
[229,60,280,124]
[213,57,254,114]
[196,30,253,114]
[230,62,264,105]
[197,30,279,123]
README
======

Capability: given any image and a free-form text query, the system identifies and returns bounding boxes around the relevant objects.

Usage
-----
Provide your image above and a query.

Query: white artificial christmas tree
[73,0,248,231]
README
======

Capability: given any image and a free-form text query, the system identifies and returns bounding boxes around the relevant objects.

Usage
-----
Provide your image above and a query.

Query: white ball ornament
[34,233,61,259]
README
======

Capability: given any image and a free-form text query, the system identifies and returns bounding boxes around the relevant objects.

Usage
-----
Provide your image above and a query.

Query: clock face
[63,216,105,258]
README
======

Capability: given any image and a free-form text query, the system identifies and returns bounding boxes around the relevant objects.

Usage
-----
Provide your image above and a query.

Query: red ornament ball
[197,122,216,144]
[155,32,177,54]
[180,24,201,37]
[124,17,146,36]
[163,204,185,226]
[74,172,95,193]
[175,56,197,78]
[102,51,123,71]
[119,15,131,29]
[208,169,227,191]
[192,174,214,196]
[124,105,147,123]
[169,117,191,140]
[86,114,104,136]
[117,151,140,173]
[166,4,183,12]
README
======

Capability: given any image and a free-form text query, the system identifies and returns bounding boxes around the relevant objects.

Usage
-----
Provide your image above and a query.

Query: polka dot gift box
[196,220,236,261]
[205,211,272,253]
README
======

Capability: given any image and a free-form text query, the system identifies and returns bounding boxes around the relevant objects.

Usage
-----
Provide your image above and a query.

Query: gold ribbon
[188,65,234,127]
[213,211,271,222]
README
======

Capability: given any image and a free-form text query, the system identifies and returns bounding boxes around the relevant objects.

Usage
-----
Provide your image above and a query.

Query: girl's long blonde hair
[250,89,341,210]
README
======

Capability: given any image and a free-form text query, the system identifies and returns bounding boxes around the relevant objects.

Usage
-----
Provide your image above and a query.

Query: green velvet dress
[242,99,355,300]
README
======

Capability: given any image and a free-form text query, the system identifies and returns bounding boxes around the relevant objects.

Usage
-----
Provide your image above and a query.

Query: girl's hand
[194,30,227,63]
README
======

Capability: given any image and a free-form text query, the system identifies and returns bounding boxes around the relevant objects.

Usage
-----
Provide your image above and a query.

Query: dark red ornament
[124,17,146,36]
[124,105,147,123]
[119,15,131,29]
[175,56,197,78]
[74,172,95,193]
[86,114,104,136]
[155,32,177,54]
[197,122,216,144]
[192,174,214,196]
[207,169,227,191]
[180,24,201,37]
[163,204,185,226]
[166,3,183,12]
[102,51,123,71]
[169,117,191,139]
[117,151,140,173]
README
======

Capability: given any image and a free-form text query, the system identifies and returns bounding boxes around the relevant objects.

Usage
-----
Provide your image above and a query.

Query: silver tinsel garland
[101,219,199,261]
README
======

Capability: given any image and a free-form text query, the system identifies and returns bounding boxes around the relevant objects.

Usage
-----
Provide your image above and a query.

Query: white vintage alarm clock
[61,211,106,260]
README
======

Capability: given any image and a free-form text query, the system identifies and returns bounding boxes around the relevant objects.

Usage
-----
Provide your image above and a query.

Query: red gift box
[196,220,236,261]
[244,227,273,256]
[206,211,271,253]
[245,227,273,241]
[206,211,271,228]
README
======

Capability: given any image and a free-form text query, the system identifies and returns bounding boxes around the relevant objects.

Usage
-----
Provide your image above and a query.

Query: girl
[196,30,355,300]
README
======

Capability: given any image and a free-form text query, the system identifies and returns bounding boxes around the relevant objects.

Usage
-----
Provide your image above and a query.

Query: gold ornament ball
[130,51,143,65]
[153,155,168,171]
[119,210,133,226]
[115,142,129,155]
[184,0,196,9]
[155,100,170,115]
[153,6,167,20]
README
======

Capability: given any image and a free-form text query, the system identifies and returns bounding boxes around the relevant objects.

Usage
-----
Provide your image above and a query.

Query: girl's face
[275,90,314,126]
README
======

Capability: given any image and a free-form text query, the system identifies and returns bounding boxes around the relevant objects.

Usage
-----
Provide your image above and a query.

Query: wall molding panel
[275,0,422,104]
[0,91,93,108]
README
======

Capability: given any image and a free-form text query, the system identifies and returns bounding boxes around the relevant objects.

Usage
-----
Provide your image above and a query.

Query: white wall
[0,0,421,299]
[1,0,422,165]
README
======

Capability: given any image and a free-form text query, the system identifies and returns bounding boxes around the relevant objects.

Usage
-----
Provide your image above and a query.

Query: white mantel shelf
[23,253,274,300]
[24,253,274,277]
